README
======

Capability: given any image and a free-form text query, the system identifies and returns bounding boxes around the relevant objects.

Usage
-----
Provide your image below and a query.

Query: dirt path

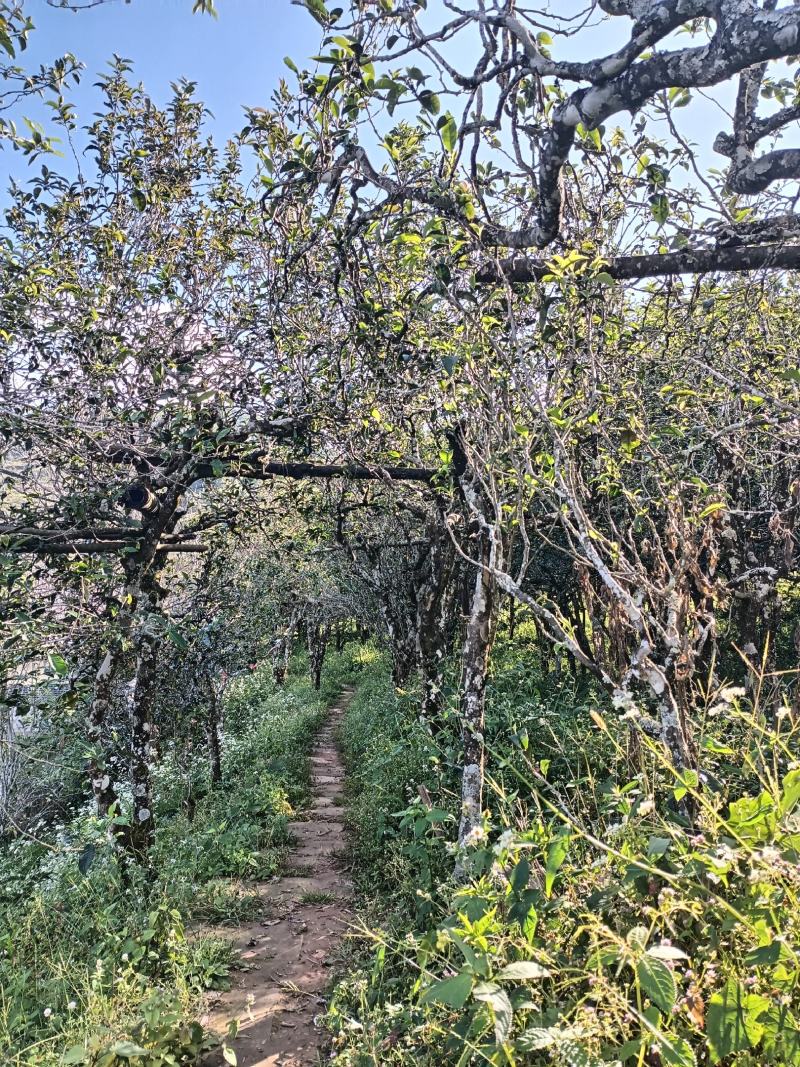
[202,685,355,1067]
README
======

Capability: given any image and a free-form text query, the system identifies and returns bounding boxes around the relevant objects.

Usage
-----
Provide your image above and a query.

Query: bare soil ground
[202,685,356,1067]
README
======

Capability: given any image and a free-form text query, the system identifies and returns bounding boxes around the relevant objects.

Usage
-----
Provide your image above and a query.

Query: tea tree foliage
[1,3,800,1066]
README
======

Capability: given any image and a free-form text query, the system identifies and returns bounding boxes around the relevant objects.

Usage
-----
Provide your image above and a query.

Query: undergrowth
[328,637,800,1067]
[0,649,356,1066]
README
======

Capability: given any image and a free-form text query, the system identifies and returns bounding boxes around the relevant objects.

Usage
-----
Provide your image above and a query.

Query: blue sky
[2,2,746,199]
[1,0,323,188]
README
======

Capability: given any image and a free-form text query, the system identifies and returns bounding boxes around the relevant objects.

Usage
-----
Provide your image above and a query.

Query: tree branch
[476,241,800,283]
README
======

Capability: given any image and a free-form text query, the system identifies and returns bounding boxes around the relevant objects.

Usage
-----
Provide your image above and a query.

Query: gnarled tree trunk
[307,619,330,691]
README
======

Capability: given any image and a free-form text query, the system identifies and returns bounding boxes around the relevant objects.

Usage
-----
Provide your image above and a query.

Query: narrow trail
[202,685,356,1067]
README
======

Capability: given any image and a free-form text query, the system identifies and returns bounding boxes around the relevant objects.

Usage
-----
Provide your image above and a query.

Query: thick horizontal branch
[0,526,187,542]
[476,242,800,284]
[4,540,207,555]
[198,458,436,484]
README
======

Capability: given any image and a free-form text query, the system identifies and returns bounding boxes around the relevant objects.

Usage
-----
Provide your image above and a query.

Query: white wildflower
[43,1008,52,1019]
[719,686,746,703]
[758,846,781,864]
[638,798,655,817]
[68,1001,77,1011]
[493,829,515,855]
[715,844,736,864]
[463,825,487,848]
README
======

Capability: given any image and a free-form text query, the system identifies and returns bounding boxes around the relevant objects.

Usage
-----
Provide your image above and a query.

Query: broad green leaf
[473,982,513,1045]
[439,113,457,152]
[420,970,472,1008]
[647,835,671,857]
[516,1027,556,1051]
[780,768,800,815]
[659,1034,695,1066]
[78,842,96,876]
[61,1048,87,1066]
[647,945,688,962]
[510,857,530,893]
[707,980,768,1064]
[166,624,189,652]
[650,193,670,224]
[637,955,676,1013]
[761,1004,800,1065]
[544,830,570,897]
[48,652,68,676]
[109,1042,149,1057]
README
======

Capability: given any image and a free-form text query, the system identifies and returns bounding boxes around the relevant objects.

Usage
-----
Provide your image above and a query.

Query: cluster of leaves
[326,639,800,1067]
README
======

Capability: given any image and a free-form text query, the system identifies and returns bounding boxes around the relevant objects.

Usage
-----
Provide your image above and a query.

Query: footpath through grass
[0,649,357,1067]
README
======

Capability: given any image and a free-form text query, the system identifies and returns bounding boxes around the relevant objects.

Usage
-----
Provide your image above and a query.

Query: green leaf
[496,961,551,981]
[131,188,147,211]
[62,1048,88,1066]
[726,790,775,843]
[699,501,726,519]
[707,980,768,1064]
[780,768,800,815]
[659,1034,696,1066]
[637,955,676,1013]
[299,0,330,25]
[761,1004,800,1065]
[650,193,670,225]
[473,982,514,1045]
[420,970,473,1008]
[439,113,457,152]
[544,830,570,897]
[647,945,688,962]
[78,843,96,876]
[109,1042,149,1058]
[166,624,189,652]
[419,90,440,115]
[48,652,68,676]
[647,835,671,857]
[222,1045,238,1066]
[509,857,530,894]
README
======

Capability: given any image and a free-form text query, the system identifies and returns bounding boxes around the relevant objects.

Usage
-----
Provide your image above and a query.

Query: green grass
[0,648,358,1066]
[325,639,800,1067]
[298,890,337,905]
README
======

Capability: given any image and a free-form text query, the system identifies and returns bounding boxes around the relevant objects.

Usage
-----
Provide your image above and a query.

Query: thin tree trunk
[307,620,330,691]
[87,647,121,817]
[416,522,458,731]
[456,523,500,863]
[273,609,298,685]
[207,690,222,785]
[126,624,158,860]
